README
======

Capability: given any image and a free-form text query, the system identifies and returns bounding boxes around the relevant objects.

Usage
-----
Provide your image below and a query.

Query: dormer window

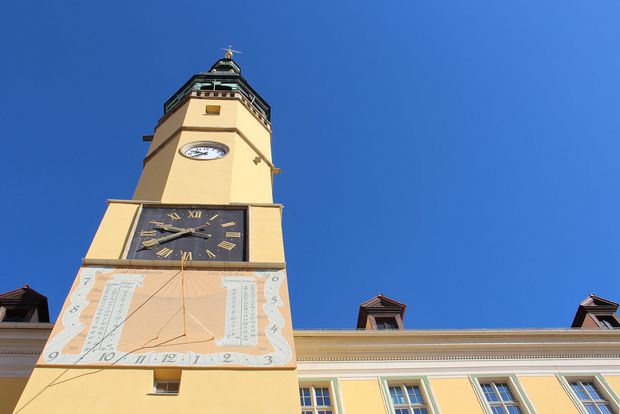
[2,308,30,322]
[597,315,620,329]
[356,294,406,330]
[0,285,49,323]
[375,317,399,330]
[571,294,620,329]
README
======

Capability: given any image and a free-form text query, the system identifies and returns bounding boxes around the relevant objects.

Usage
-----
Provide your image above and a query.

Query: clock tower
[13,52,300,414]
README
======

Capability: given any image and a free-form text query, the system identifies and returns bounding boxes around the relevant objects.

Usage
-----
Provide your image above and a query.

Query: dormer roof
[0,285,50,323]
[571,294,619,328]
[356,294,406,329]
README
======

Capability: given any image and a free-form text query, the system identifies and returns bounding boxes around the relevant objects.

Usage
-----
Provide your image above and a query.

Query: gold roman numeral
[218,241,236,251]
[149,220,164,226]
[188,210,202,218]
[209,214,219,220]
[140,230,156,237]
[167,212,181,220]
[221,222,236,228]
[155,247,174,258]
[225,232,241,238]
[206,250,216,258]
[181,251,193,261]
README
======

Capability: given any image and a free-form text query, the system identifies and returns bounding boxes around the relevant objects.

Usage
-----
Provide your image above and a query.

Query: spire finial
[222,45,242,59]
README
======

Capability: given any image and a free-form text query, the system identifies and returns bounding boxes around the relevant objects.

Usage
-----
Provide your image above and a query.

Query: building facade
[3,54,620,414]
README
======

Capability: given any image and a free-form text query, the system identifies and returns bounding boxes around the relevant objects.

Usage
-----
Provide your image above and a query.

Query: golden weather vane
[222,45,242,59]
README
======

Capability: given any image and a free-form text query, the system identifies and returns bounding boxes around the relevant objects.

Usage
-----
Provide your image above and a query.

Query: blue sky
[1,0,619,329]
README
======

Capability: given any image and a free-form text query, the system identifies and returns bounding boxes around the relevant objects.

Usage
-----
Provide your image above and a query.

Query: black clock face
[126,207,246,262]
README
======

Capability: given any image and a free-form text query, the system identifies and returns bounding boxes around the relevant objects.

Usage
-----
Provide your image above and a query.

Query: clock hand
[153,224,189,233]
[191,231,212,239]
[190,223,211,231]
[142,223,213,248]
[142,229,194,248]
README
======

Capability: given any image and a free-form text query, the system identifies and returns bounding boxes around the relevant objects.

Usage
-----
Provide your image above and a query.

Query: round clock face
[181,142,228,160]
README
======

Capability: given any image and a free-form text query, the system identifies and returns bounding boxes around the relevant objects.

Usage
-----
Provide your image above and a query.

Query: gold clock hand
[142,223,213,248]
[153,224,188,233]
[142,229,194,248]
[191,232,212,239]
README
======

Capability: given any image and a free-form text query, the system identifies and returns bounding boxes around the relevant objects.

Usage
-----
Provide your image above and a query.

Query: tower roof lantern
[208,57,242,75]
[162,51,270,122]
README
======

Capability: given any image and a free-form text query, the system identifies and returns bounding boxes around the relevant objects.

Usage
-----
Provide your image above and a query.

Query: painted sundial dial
[41,266,294,368]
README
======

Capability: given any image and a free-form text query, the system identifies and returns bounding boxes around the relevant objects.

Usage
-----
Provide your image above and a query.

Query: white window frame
[470,375,534,414]
[381,376,439,414]
[558,374,620,414]
[299,380,340,414]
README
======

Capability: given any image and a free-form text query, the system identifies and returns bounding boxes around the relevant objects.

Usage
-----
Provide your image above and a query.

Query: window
[299,386,334,414]
[376,317,399,330]
[569,380,614,414]
[205,105,221,115]
[153,380,180,395]
[388,384,429,414]
[2,307,30,322]
[597,316,620,329]
[479,382,523,414]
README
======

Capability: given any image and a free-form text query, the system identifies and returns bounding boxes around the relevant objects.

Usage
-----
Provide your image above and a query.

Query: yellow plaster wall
[85,202,139,260]
[430,377,482,414]
[0,377,28,414]
[339,379,387,414]
[135,97,274,205]
[230,100,272,161]
[133,134,181,201]
[13,367,300,414]
[249,206,285,262]
[149,100,189,155]
[183,99,240,131]
[603,375,620,400]
[230,138,273,203]
[183,98,272,162]
[159,130,236,204]
[518,376,580,414]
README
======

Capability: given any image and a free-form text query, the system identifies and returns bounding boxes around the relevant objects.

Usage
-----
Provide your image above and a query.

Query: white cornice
[293,329,620,363]
[0,323,52,377]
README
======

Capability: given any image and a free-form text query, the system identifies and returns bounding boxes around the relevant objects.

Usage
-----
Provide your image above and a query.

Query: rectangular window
[569,380,614,414]
[388,384,429,414]
[205,105,221,115]
[597,316,620,329]
[376,317,399,330]
[479,382,523,414]
[299,386,334,414]
[153,380,180,395]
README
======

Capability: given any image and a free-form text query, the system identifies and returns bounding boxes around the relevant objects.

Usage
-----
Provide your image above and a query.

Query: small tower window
[151,369,181,395]
[2,307,29,322]
[375,317,399,330]
[205,105,221,115]
[154,381,180,395]
[597,315,620,329]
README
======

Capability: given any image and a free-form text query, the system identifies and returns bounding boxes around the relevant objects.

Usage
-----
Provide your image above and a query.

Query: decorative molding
[82,258,286,270]
[157,91,271,132]
[293,329,620,364]
[106,199,284,208]
[0,324,51,377]
[297,354,620,362]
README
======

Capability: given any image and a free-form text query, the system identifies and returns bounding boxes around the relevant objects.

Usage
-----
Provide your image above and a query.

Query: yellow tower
[12,51,300,414]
